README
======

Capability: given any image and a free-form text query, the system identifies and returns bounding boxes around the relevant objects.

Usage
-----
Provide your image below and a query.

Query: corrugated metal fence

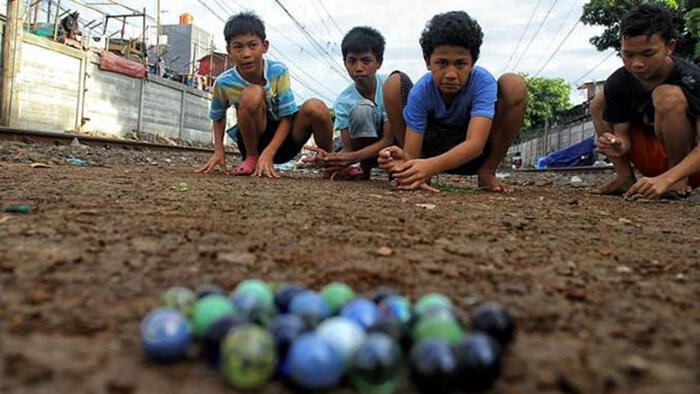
[508,116,596,168]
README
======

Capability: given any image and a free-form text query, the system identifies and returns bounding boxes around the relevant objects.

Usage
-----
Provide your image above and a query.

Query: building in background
[197,52,233,78]
[577,81,605,102]
[161,23,213,76]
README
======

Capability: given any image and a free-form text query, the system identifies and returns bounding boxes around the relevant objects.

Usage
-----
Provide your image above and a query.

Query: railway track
[0,127,219,154]
[1,127,613,173]
[513,165,614,173]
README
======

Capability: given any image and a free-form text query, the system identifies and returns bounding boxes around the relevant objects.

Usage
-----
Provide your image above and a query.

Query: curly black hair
[341,26,386,63]
[224,12,266,45]
[420,11,483,63]
[620,4,676,43]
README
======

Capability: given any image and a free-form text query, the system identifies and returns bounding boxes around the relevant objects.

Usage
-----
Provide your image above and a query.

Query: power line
[512,0,561,71]
[193,0,336,103]
[502,0,543,74]
[103,0,155,22]
[271,0,349,81]
[317,0,345,38]
[533,19,581,77]
[531,0,580,75]
[204,0,338,99]
[573,51,616,85]
[308,0,342,57]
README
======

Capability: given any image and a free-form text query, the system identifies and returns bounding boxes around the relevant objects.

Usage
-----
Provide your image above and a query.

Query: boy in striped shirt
[198,12,333,178]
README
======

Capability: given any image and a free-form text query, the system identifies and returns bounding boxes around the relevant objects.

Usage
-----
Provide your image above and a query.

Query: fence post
[2,0,24,127]
[137,79,146,132]
[179,88,186,141]
[75,52,88,131]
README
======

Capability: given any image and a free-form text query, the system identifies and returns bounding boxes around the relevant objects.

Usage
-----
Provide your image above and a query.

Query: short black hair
[224,12,266,45]
[420,11,483,63]
[620,4,676,43]
[341,26,386,63]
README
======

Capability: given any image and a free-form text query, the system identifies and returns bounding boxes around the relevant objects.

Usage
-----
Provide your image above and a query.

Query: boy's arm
[255,116,292,178]
[342,120,395,161]
[597,122,632,158]
[196,119,228,174]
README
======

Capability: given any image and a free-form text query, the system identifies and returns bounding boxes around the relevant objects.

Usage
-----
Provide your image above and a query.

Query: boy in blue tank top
[379,11,528,192]
[315,27,393,180]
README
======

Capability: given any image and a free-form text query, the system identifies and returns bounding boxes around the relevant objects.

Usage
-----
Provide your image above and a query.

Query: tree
[521,74,572,132]
[580,0,699,61]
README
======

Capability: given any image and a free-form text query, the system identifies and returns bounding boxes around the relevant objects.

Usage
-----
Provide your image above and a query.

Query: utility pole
[52,0,61,41]
[2,0,24,127]
[156,0,161,75]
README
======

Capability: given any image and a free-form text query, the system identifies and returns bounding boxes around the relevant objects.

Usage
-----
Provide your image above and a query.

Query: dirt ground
[0,141,698,394]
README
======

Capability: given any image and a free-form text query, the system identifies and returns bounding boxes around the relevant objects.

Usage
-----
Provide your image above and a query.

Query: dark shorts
[234,113,304,164]
[392,70,487,175]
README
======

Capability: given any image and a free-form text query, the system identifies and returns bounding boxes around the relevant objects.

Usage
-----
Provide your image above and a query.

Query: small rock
[217,251,256,265]
[623,355,649,376]
[27,289,52,305]
[535,177,553,187]
[566,288,586,301]
[675,273,686,282]
[70,137,86,148]
[688,188,700,204]
[570,176,583,186]
[616,265,632,274]
[415,203,436,210]
[375,246,393,256]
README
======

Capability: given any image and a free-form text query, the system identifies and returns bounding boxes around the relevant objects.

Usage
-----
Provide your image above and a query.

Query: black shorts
[392,70,487,175]
[235,113,304,164]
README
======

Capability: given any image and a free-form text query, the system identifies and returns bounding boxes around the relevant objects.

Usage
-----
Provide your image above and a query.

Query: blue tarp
[536,137,596,169]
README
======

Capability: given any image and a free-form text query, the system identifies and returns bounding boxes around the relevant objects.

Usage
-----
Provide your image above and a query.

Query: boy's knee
[498,73,527,107]
[383,72,402,94]
[652,85,687,116]
[239,85,266,112]
[350,99,376,119]
[301,98,328,118]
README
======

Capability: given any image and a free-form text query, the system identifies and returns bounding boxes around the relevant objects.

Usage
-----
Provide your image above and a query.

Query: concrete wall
[509,118,595,168]
[4,32,226,144]
[84,52,140,135]
[15,35,83,132]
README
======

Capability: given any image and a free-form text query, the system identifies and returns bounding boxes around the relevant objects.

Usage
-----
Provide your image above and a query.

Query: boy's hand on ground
[196,151,227,174]
[626,175,673,199]
[393,159,437,190]
[596,133,625,158]
[254,151,279,178]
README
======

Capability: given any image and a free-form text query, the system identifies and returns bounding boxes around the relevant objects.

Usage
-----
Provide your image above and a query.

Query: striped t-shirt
[209,57,298,123]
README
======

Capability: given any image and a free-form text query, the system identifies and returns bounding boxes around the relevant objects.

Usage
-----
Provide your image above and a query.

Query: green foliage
[686,8,700,57]
[521,74,572,131]
[580,0,699,61]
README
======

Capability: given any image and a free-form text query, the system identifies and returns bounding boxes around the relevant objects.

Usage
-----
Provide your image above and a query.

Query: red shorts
[628,124,700,188]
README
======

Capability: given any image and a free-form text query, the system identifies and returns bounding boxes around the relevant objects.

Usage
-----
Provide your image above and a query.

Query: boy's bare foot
[478,173,515,193]
[591,175,635,195]
[232,156,258,176]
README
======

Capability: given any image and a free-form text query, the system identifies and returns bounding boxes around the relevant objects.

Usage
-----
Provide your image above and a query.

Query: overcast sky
[45,0,623,105]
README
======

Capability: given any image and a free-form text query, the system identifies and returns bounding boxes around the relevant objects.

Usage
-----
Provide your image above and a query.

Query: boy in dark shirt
[591,5,700,198]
